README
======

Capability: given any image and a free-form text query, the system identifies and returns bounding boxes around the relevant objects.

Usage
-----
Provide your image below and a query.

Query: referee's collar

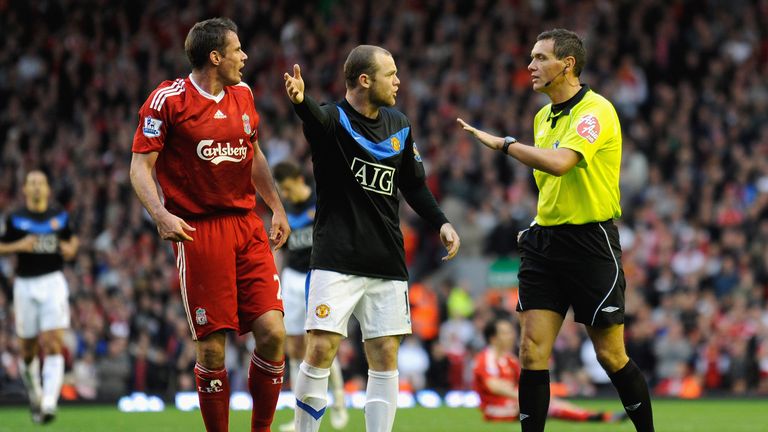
[548,84,590,128]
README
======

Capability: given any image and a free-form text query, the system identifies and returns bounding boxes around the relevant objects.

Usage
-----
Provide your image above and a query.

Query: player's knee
[519,336,549,368]
[594,346,628,373]
[305,335,339,366]
[196,340,226,369]
[256,322,286,351]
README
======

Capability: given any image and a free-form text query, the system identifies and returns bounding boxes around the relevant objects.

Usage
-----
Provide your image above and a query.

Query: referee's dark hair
[537,29,586,77]
[185,17,238,70]
[272,161,303,183]
[344,45,392,89]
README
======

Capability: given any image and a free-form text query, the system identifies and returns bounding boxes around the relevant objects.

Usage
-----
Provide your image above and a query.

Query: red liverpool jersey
[473,348,521,419]
[132,75,260,218]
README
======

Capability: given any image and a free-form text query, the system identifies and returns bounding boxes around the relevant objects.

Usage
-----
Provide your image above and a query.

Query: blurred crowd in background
[1,0,768,402]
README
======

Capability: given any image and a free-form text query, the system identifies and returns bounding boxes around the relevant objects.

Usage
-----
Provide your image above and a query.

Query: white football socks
[41,354,64,413]
[329,357,345,405]
[294,362,330,432]
[365,369,399,432]
[19,357,42,409]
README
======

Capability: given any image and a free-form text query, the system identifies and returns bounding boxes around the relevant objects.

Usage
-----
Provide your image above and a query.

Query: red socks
[248,351,285,432]
[195,363,230,432]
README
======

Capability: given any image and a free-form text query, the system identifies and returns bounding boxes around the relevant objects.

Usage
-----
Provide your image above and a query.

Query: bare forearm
[60,236,79,260]
[251,147,284,214]
[486,378,519,399]
[130,155,166,221]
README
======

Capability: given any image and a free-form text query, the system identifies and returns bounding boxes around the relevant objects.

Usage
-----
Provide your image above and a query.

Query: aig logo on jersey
[197,139,248,165]
[351,157,395,196]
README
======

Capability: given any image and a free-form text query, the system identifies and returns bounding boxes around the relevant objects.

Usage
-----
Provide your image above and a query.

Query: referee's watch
[501,136,517,154]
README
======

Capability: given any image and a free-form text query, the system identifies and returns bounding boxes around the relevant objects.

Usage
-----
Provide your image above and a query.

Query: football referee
[458,29,655,432]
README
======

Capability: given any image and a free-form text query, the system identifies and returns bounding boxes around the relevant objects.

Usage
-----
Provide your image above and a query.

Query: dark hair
[184,17,238,70]
[483,317,510,342]
[537,29,586,77]
[343,45,392,89]
[272,161,303,183]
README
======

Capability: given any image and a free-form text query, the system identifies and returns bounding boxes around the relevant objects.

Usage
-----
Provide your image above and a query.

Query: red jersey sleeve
[235,82,260,143]
[473,351,491,390]
[132,79,183,154]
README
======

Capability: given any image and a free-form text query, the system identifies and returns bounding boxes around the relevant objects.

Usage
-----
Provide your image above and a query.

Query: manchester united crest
[315,304,330,319]
[391,136,401,152]
[242,113,251,135]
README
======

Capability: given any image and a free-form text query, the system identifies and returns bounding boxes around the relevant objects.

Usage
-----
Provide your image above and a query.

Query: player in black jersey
[0,170,79,424]
[272,161,348,431]
[284,45,460,432]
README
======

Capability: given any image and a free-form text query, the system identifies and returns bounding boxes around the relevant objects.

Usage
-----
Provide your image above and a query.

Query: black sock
[518,369,550,432]
[609,359,655,432]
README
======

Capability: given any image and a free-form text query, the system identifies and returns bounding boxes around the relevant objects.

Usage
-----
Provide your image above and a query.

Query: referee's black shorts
[515,220,626,328]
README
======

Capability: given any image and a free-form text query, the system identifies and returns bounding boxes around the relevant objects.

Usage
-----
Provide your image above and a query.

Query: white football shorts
[305,269,412,339]
[281,266,309,336]
[14,271,70,338]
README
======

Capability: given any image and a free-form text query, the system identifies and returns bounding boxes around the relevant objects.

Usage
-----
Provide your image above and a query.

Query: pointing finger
[294,64,302,79]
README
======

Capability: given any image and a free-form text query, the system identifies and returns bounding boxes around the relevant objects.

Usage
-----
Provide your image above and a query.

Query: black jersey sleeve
[293,95,334,135]
[399,131,449,230]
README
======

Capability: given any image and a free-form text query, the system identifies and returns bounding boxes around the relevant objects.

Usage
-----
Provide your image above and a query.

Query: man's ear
[209,51,221,66]
[359,74,372,89]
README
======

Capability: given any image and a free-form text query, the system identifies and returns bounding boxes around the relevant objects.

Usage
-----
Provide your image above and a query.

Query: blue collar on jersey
[336,106,409,161]
[12,212,68,235]
[287,209,314,229]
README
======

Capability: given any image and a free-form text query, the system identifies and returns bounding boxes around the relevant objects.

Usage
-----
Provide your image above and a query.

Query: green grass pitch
[0,399,766,431]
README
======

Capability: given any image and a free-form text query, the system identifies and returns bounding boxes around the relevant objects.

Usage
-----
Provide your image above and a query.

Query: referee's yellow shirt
[532,87,622,226]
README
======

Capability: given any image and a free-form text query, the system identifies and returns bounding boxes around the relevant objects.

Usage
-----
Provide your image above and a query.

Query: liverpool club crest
[242,114,251,135]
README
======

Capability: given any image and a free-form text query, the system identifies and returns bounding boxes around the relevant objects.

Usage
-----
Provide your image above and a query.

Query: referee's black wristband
[501,136,517,154]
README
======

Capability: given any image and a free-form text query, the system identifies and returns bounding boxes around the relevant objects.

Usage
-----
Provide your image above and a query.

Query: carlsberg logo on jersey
[351,157,395,196]
[196,139,248,165]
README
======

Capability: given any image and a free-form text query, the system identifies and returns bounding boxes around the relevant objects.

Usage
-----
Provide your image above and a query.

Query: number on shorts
[274,274,282,300]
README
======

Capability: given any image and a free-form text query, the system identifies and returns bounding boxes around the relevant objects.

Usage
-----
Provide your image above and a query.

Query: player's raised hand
[439,223,461,261]
[456,118,505,151]
[283,64,305,104]
[156,211,195,242]
[269,210,291,250]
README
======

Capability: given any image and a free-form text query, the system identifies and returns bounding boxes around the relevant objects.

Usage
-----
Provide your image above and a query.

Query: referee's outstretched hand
[284,64,305,104]
[456,118,504,151]
[439,223,461,261]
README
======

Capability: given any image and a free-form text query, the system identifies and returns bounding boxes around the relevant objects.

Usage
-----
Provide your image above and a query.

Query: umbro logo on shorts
[601,306,620,313]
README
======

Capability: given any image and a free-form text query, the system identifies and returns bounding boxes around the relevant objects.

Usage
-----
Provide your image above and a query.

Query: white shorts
[305,269,411,339]
[281,267,309,336]
[13,271,70,339]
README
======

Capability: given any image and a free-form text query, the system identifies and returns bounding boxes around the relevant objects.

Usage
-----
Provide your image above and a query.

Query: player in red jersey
[130,18,289,432]
[474,318,627,424]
